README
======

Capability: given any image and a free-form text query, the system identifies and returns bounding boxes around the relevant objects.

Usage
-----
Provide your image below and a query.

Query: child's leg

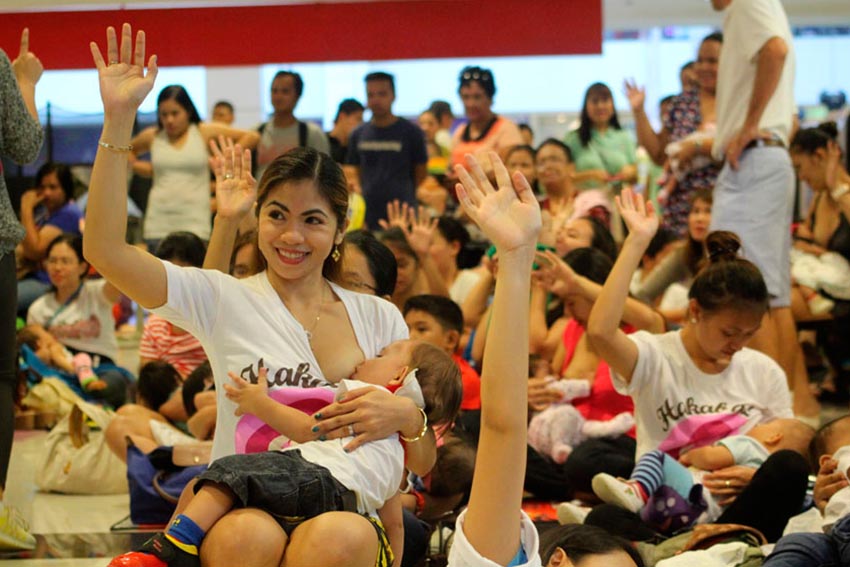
[175,481,237,534]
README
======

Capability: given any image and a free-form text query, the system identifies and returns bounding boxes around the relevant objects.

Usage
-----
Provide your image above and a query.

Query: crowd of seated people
[4,6,850,566]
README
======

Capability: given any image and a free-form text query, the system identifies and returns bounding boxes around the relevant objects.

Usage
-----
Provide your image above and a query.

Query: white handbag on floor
[35,399,128,494]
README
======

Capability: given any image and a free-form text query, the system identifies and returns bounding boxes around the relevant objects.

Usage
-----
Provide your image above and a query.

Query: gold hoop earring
[332,245,341,262]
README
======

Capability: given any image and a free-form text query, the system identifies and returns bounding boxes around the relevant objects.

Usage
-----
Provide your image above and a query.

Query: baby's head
[748,418,815,458]
[810,415,850,471]
[16,324,54,360]
[351,339,463,427]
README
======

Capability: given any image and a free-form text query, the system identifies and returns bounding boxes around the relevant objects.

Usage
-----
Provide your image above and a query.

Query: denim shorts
[195,450,353,534]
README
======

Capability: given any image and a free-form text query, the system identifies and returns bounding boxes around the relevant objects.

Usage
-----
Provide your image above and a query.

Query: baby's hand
[224,368,269,416]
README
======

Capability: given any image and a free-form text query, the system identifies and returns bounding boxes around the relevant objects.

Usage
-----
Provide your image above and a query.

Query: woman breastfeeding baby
[87,24,436,567]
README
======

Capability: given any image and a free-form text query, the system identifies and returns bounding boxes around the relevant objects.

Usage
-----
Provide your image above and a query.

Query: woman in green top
[564,82,637,190]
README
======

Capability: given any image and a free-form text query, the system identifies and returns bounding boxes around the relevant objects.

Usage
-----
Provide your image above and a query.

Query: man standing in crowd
[327,98,364,164]
[347,72,428,229]
[255,71,330,179]
[710,0,798,385]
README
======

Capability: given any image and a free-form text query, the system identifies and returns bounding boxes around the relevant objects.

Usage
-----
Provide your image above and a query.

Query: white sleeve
[611,331,661,397]
[151,260,222,342]
[448,510,542,567]
[736,0,789,62]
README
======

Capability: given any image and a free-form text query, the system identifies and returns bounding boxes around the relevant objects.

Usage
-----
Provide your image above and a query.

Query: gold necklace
[303,285,325,342]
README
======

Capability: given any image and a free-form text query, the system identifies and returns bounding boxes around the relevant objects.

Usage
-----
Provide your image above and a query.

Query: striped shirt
[139,314,207,378]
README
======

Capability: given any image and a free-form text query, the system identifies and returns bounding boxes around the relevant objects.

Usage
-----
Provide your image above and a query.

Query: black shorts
[195,450,353,534]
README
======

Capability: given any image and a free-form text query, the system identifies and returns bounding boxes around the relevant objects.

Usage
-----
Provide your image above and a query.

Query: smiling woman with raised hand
[89,24,433,567]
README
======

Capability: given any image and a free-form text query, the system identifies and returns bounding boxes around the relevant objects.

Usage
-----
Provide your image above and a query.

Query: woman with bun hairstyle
[584,188,808,541]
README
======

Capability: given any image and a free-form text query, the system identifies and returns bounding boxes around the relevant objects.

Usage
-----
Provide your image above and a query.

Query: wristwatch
[831,183,850,201]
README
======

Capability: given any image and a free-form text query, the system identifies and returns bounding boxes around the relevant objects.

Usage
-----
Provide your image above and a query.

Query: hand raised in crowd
[534,249,580,299]
[623,79,646,112]
[378,201,438,258]
[224,368,270,417]
[453,152,541,255]
[617,186,659,243]
[210,135,257,220]
[12,28,43,86]
[89,23,158,116]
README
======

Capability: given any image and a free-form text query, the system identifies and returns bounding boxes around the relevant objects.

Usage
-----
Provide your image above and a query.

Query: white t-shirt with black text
[152,261,408,461]
[612,330,792,459]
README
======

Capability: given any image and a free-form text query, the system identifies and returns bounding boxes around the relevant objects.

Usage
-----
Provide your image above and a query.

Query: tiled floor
[2,430,139,566]
[2,338,143,566]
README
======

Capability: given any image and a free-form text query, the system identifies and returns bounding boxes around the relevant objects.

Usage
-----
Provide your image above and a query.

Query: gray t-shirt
[255,119,330,180]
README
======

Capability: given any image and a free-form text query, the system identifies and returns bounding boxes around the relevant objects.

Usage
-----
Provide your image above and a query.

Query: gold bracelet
[399,407,428,443]
[98,140,133,153]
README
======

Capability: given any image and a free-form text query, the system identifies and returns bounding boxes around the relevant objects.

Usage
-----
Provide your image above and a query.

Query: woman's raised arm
[587,188,658,383]
[83,24,167,309]
[455,152,540,564]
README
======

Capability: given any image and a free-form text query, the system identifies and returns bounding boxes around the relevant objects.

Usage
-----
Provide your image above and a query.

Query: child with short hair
[762,416,850,566]
[123,339,462,567]
[592,418,814,533]
[403,294,481,412]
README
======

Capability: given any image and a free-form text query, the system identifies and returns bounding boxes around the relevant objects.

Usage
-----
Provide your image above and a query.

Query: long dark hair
[254,147,349,281]
[342,230,397,298]
[36,162,75,204]
[684,189,713,275]
[578,82,622,147]
[689,231,768,315]
[156,85,202,129]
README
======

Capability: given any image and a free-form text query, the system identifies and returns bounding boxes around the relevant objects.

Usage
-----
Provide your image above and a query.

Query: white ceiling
[2,0,849,28]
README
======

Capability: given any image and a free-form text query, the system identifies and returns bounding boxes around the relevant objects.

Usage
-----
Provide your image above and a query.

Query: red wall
[1,0,601,69]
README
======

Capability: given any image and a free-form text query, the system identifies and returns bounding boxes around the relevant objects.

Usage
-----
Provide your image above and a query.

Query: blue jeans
[764,514,850,566]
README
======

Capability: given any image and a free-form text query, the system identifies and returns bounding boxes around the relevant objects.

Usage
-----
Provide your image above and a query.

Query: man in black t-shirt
[346,72,428,229]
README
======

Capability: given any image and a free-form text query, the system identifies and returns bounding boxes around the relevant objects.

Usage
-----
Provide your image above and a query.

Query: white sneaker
[556,501,590,525]
[591,473,645,514]
[0,503,36,550]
